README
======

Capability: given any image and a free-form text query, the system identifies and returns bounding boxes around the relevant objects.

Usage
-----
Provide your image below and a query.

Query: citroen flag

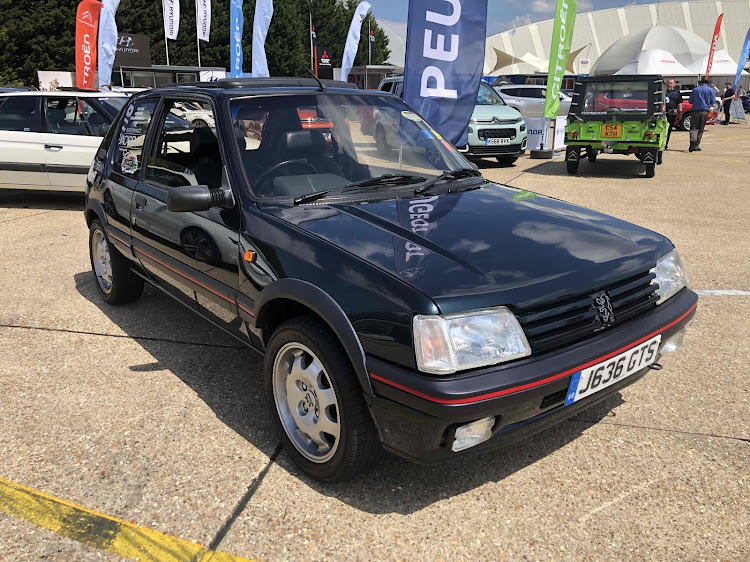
[230,0,244,78]
[252,0,273,77]
[341,1,371,82]
[75,0,102,90]
[543,0,576,118]
[163,0,180,41]
[196,0,211,42]
[706,13,724,79]
[403,0,489,146]
[97,0,121,88]
[734,29,750,91]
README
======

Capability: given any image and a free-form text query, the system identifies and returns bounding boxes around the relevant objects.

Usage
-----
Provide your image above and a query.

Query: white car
[171,101,215,129]
[0,90,128,191]
[493,84,572,118]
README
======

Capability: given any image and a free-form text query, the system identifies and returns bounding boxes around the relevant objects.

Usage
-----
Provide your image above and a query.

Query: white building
[485,1,750,81]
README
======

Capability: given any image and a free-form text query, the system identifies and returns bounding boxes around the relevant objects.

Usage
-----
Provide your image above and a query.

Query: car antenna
[295,57,327,92]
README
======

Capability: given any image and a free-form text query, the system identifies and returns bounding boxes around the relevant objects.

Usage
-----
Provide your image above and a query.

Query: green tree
[0,0,390,87]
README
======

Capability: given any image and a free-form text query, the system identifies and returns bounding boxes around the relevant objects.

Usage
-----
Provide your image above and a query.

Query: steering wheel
[254,160,318,194]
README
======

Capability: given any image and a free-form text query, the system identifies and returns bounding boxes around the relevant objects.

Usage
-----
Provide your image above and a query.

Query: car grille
[469,145,522,154]
[517,270,659,354]
[479,128,516,139]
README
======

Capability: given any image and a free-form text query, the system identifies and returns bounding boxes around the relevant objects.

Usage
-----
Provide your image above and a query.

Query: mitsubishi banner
[403,0,488,146]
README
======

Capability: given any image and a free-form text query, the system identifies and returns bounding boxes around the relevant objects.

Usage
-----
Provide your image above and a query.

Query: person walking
[665,78,682,150]
[688,79,715,152]
[722,82,736,125]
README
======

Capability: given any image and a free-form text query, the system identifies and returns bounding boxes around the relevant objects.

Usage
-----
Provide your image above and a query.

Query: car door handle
[44,144,63,150]
[134,196,148,211]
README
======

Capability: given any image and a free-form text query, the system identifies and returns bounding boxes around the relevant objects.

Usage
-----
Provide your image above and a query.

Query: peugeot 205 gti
[84,78,697,481]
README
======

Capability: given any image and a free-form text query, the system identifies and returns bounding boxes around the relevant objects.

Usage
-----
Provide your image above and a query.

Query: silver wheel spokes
[273,343,340,463]
[91,229,113,294]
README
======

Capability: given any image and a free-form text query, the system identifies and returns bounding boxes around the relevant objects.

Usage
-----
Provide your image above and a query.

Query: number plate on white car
[565,335,661,405]
[485,137,511,145]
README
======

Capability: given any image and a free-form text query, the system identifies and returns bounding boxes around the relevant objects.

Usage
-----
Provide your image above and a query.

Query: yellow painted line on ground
[0,475,255,562]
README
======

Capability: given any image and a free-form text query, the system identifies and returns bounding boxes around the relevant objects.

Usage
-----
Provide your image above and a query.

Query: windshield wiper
[414,168,483,195]
[293,174,427,205]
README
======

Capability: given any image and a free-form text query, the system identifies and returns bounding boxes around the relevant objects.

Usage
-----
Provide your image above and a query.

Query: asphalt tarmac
[0,122,748,561]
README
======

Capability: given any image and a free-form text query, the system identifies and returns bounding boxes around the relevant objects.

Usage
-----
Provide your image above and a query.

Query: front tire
[265,316,382,482]
[496,156,518,166]
[375,125,389,156]
[680,114,692,132]
[88,219,144,304]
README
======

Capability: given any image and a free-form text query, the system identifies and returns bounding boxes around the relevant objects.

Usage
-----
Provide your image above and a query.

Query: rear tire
[88,219,144,305]
[265,316,382,482]
[645,162,656,178]
[375,125,389,156]
[588,150,597,163]
[495,156,518,166]
[657,150,663,165]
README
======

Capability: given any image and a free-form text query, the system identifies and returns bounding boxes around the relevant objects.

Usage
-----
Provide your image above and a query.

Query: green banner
[543,0,577,118]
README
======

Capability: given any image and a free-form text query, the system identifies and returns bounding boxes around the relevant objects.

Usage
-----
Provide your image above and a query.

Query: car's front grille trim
[469,145,523,154]
[518,270,659,354]
[479,128,516,139]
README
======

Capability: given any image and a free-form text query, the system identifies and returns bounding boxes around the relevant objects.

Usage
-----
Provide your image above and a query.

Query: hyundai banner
[734,28,750,91]
[196,0,211,42]
[543,0,577,118]
[252,0,273,77]
[230,0,244,78]
[706,13,724,79]
[97,0,121,88]
[75,0,102,90]
[341,1,371,82]
[403,0,488,146]
[163,0,180,41]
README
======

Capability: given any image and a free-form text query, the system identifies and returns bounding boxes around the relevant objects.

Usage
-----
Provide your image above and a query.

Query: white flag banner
[341,1,371,82]
[196,0,211,42]
[98,0,121,88]
[163,0,180,41]
[252,0,274,77]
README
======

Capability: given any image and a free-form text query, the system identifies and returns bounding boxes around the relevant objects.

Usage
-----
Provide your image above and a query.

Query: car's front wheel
[375,125,389,155]
[89,219,144,304]
[496,156,518,166]
[265,316,382,482]
[680,114,692,132]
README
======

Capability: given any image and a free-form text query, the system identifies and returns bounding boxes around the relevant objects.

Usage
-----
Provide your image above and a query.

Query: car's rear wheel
[645,161,656,178]
[495,156,518,166]
[588,149,597,163]
[192,119,209,128]
[657,150,663,165]
[265,316,382,482]
[680,114,692,132]
[375,125,389,155]
[89,219,144,304]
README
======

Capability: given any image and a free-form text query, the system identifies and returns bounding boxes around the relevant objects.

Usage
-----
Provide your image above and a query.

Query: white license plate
[485,137,511,145]
[565,335,661,405]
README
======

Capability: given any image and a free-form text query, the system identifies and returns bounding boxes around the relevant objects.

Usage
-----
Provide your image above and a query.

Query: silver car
[493,84,571,118]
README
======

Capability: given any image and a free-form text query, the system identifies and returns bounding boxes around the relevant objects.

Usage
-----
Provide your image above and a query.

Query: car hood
[472,104,522,121]
[261,184,672,314]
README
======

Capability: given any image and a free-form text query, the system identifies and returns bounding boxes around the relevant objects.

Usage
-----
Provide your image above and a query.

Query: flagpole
[196,1,202,67]
[366,18,370,89]
[310,14,314,70]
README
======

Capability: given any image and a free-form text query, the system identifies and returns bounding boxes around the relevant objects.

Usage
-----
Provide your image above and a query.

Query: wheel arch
[253,279,372,396]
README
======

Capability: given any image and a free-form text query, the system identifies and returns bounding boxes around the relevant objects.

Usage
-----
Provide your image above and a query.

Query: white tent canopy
[615,49,693,76]
[593,26,710,76]
[686,50,749,76]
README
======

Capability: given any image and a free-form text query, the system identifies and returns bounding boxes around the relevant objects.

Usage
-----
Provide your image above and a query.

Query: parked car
[742,94,750,113]
[0,90,128,191]
[565,75,668,178]
[374,76,527,164]
[493,84,572,118]
[170,100,216,128]
[85,77,697,482]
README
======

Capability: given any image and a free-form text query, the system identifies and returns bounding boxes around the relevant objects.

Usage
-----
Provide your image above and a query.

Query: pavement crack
[0,323,245,350]
[0,207,78,224]
[198,443,283,561]
[567,417,750,444]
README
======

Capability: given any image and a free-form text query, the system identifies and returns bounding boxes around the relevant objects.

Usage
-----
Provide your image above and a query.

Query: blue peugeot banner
[403,0,488,147]
[734,28,750,92]
[230,0,244,78]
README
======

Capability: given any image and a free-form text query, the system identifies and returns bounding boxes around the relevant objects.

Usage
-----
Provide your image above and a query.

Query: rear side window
[499,87,518,97]
[114,98,158,176]
[0,96,39,132]
[380,81,393,93]
[45,97,89,136]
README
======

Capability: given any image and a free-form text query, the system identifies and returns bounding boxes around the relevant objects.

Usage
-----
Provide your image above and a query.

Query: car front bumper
[365,288,698,463]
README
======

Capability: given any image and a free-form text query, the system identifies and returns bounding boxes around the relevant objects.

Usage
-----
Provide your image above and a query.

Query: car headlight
[413,307,531,374]
[520,122,526,132]
[653,249,689,305]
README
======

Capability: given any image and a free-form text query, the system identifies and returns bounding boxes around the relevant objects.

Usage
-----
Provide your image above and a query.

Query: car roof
[496,84,543,89]
[1,90,129,98]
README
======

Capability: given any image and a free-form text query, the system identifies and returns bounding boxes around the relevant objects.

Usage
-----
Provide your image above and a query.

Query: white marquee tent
[615,49,693,76]
[686,49,749,76]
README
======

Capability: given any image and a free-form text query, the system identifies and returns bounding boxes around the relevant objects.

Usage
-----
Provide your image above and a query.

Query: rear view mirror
[167,185,234,212]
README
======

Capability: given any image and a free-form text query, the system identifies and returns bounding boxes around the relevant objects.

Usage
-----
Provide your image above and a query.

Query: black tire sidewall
[88,219,143,305]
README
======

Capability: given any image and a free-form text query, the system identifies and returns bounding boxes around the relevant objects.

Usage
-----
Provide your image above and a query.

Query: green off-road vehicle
[565,75,667,178]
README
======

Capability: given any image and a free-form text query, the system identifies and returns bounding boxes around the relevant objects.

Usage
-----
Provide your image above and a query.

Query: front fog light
[661,329,686,354]
[452,416,495,452]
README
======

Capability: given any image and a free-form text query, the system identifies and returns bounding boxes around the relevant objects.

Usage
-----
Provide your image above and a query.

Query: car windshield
[476,83,506,106]
[230,93,470,199]
[97,96,128,118]
[579,81,651,115]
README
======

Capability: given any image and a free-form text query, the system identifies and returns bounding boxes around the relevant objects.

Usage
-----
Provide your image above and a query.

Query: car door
[0,95,49,189]
[41,96,104,190]
[131,96,243,334]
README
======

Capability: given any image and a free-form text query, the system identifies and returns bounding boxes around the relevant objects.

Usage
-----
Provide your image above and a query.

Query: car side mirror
[167,185,234,212]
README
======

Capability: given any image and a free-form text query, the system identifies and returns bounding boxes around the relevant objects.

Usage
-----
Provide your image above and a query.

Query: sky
[374,0,655,64]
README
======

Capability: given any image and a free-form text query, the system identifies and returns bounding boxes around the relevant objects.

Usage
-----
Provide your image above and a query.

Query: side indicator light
[243,251,256,263]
